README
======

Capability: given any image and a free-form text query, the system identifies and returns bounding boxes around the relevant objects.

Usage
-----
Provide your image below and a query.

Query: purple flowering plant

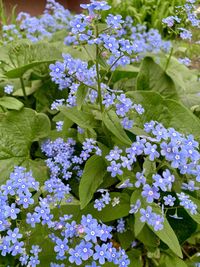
[0,0,200,266]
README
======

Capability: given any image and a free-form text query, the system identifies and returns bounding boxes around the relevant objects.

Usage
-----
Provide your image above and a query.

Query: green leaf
[150,207,182,258]
[79,155,107,209]
[127,91,200,139]
[112,65,139,83]
[21,223,55,267]
[59,106,97,129]
[103,110,131,145]
[13,80,42,96]
[185,196,200,225]
[137,56,178,100]
[130,190,145,236]
[118,230,135,250]
[0,108,51,183]
[76,84,88,110]
[166,207,197,244]
[0,96,23,110]
[159,253,188,267]
[5,60,55,78]
[83,192,130,222]
[34,80,68,113]
[137,224,160,249]
[127,250,143,267]
[2,40,63,76]
[137,54,200,108]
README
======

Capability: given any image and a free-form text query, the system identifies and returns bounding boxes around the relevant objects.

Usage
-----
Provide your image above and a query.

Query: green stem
[0,105,6,112]
[96,45,103,113]
[70,72,97,91]
[95,25,103,113]
[164,47,173,72]
[20,76,28,102]
[102,54,124,82]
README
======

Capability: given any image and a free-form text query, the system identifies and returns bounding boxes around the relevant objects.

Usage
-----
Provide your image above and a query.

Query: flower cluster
[65,3,170,68]
[0,167,42,265]
[0,166,130,266]
[2,0,72,43]
[106,120,200,230]
[41,137,101,202]
[162,0,200,41]
[50,214,130,266]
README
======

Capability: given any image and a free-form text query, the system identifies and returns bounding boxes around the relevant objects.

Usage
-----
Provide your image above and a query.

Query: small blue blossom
[93,244,108,265]
[54,237,68,257]
[5,228,22,244]
[129,199,141,214]
[142,184,160,203]
[4,85,14,94]
[107,161,123,177]
[163,195,176,206]
[106,14,124,29]
[121,117,134,129]
[56,121,64,132]
[116,218,126,233]
[144,143,160,161]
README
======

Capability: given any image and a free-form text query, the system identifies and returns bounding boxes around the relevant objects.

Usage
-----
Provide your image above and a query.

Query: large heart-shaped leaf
[79,155,107,209]
[127,91,200,139]
[0,108,51,183]
[137,55,200,108]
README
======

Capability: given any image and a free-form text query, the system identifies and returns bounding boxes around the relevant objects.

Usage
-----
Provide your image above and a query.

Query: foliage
[0,0,199,267]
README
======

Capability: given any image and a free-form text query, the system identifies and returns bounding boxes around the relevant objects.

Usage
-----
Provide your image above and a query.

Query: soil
[3,0,90,15]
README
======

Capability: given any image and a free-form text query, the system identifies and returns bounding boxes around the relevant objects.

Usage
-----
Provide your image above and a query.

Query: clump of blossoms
[0,166,130,266]
[106,119,200,231]
[49,0,170,109]
[2,0,72,43]
[1,0,200,266]
[162,0,200,41]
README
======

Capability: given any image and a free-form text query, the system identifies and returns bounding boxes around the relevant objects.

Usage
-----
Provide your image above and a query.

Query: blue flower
[77,241,93,261]
[81,1,111,14]
[84,224,100,243]
[107,161,123,177]
[144,143,160,161]
[142,184,160,203]
[94,198,105,211]
[68,247,82,265]
[150,214,164,231]
[0,238,11,256]
[93,244,108,265]
[26,213,41,228]
[182,181,199,191]
[54,237,68,257]
[56,121,64,132]
[140,206,153,223]
[4,85,14,94]
[11,241,24,256]
[135,171,146,188]
[121,117,134,129]
[106,146,122,161]
[163,195,176,206]
[27,256,40,267]
[70,15,88,34]
[5,228,22,244]
[106,14,124,29]
[177,192,197,215]
[153,174,168,192]
[4,203,20,220]
[179,28,192,40]
[116,218,126,233]
[19,253,29,265]
[129,199,141,214]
